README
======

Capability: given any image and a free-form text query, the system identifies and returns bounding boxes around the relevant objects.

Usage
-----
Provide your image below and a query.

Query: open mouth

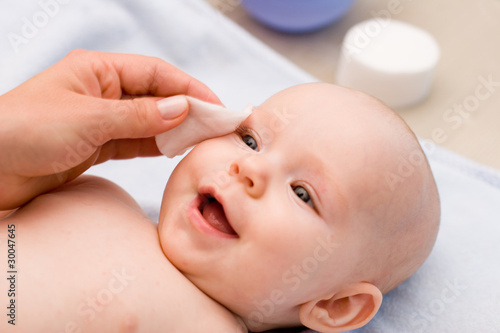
[198,193,237,236]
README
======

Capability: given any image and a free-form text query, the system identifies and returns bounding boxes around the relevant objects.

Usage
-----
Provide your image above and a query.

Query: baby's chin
[155,202,177,257]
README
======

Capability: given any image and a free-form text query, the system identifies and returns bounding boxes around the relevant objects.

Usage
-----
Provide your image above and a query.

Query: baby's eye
[293,185,313,208]
[242,134,258,151]
[236,125,259,151]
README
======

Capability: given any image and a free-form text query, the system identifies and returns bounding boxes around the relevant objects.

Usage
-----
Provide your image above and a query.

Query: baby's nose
[229,156,268,198]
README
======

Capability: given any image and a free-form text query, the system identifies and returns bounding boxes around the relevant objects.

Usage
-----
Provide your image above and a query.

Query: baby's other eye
[293,185,314,208]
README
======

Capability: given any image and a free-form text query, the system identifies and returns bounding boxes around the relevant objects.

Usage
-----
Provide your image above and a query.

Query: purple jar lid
[240,0,355,33]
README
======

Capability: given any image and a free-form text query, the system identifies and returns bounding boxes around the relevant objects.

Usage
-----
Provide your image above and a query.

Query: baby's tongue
[202,201,236,235]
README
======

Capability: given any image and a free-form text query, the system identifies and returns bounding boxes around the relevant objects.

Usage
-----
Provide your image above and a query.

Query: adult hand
[0,49,221,210]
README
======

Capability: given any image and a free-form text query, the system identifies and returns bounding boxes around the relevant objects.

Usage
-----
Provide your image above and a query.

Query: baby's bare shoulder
[1,175,150,236]
[6,174,151,228]
[0,175,129,220]
[44,174,144,214]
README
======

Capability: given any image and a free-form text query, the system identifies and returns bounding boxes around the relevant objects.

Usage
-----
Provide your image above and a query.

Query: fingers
[93,137,162,165]
[63,50,222,104]
[61,50,223,141]
[77,94,191,144]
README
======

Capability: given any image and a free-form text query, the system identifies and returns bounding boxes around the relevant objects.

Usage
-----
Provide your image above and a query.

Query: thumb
[106,95,189,140]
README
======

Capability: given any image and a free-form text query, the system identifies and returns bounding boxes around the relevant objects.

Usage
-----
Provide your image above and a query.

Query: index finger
[64,49,222,104]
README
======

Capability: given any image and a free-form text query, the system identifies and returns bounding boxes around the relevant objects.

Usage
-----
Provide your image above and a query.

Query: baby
[0,83,440,333]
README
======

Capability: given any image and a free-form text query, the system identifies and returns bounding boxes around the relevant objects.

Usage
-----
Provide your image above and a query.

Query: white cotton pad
[336,19,440,109]
[155,96,252,158]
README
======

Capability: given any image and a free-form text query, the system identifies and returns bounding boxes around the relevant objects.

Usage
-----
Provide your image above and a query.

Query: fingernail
[157,95,188,120]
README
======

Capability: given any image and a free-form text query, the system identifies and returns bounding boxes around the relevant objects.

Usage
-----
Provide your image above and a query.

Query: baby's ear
[298,282,382,333]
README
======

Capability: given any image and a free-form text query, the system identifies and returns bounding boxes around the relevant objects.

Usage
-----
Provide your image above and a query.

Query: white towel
[1,1,499,332]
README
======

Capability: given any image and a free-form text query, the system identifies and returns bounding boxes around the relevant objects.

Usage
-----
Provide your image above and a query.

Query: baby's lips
[155,96,252,158]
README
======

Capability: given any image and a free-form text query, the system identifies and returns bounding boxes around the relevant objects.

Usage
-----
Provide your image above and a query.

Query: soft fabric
[1,1,499,332]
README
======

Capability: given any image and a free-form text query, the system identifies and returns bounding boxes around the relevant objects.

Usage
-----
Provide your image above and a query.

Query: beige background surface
[207,0,500,171]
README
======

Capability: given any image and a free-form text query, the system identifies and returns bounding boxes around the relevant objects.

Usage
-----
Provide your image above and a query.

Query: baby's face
[158,84,398,328]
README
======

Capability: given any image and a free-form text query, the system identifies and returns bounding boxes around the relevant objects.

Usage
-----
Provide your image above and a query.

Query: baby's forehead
[253,92,379,146]
[251,84,403,167]
[260,85,381,125]
[257,88,401,180]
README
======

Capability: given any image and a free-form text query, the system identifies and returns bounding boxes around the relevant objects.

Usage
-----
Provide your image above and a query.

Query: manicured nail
[157,95,188,120]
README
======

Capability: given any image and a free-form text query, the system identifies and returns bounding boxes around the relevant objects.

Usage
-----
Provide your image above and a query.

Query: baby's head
[158,83,440,332]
